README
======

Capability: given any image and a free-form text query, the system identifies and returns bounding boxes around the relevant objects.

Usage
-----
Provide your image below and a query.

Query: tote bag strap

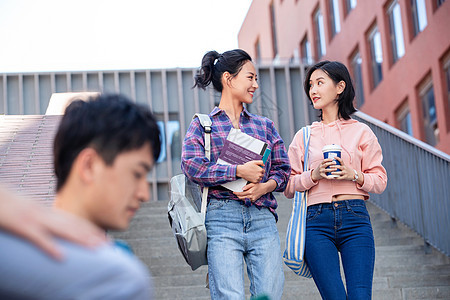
[303,126,311,172]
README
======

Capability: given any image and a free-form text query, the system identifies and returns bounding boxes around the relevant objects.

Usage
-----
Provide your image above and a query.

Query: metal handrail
[354,111,450,256]
[354,111,450,162]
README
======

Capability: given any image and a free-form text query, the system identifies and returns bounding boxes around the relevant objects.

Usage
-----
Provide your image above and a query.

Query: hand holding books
[236,160,265,183]
[217,128,271,192]
[233,179,278,203]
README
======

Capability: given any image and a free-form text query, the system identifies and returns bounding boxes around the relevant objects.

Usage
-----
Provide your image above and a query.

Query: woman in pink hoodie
[285,61,387,299]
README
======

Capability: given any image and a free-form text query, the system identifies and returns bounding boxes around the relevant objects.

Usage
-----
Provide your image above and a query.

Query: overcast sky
[0,0,252,73]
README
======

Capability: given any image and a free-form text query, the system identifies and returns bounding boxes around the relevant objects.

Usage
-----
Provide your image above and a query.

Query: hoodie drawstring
[335,121,352,164]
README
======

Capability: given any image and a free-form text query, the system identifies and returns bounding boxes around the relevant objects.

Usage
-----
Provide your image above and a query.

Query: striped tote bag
[282,126,312,278]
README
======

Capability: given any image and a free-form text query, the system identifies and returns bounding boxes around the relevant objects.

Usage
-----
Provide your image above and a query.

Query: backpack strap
[193,113,212,215]
[194,113,212,161]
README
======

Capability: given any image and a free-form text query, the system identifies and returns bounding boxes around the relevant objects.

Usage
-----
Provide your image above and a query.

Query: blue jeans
[205,199,284,300]
[305,200,375,300]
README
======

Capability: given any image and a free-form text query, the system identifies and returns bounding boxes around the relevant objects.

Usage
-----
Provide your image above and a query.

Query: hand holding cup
[322,144,342,178]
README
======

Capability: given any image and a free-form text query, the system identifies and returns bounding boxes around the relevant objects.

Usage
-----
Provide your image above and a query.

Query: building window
[351,51,365,108]
[387,0,405,63]
[396,100,414,136]
[346,0,357,14]
[300,36,313,65]
[270,2,278,58]
[330,0,341,37]
[255,39,261,64]
[157,120,181,163]
[436,0,446,8]
[445,60,450,102]
[419,81,438,146]
[291,48,299,64]
[314,9,326,59]
[368,26,383,89]
[411,0,427,36]
[443,56,450,127]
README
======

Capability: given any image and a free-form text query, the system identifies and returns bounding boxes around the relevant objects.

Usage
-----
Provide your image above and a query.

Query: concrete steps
[110,195,450,299]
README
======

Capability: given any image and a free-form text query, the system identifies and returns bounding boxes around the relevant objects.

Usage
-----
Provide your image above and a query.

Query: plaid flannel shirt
[181,106,290,220]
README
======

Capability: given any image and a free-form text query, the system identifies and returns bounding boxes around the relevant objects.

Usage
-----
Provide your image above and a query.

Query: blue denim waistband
[309,199,366,210]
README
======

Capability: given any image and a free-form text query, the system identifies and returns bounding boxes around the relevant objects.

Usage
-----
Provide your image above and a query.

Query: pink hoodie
[284,118,387,206]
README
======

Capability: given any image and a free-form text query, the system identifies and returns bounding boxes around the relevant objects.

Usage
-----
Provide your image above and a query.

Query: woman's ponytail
[193,51,220,90]
[193,49,252,93]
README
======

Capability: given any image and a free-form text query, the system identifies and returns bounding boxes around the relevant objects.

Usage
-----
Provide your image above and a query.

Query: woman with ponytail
[181,49,290,300]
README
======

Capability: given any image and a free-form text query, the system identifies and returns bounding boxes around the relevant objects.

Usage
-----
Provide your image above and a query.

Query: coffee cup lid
[322,144,342,152]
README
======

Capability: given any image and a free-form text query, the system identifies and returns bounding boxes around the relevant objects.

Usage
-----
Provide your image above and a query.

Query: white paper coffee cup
[322,144,342,178]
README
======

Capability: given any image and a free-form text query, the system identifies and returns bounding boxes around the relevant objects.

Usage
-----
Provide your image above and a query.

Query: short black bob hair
[303,60,356,120]
[53,94,161,191]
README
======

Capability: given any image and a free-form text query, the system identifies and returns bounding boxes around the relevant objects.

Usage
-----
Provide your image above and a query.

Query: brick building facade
[238,0,450,153]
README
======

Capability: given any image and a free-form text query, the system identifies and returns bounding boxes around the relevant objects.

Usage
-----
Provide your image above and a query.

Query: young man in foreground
[0,94,161,299]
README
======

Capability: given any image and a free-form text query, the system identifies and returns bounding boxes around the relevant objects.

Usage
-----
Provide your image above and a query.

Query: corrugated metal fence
[354,111,450,256]
[1,65,449,255]
[0,66,317,203]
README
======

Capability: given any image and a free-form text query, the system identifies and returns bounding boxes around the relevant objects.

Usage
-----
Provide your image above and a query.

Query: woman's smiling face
[228,61,259,104]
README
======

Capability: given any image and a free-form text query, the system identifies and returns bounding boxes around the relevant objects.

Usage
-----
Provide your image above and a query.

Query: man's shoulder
[0,233,152,300]
[60,241,152,298]
[73,241,148,275]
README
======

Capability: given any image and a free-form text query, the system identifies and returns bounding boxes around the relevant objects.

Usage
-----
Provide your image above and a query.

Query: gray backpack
[168,113,211,271]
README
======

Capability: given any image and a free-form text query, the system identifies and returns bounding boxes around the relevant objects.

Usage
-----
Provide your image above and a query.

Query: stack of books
[217,128,270,192]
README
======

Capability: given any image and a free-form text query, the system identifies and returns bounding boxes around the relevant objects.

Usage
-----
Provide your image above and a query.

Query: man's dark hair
[53,94,161,191]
